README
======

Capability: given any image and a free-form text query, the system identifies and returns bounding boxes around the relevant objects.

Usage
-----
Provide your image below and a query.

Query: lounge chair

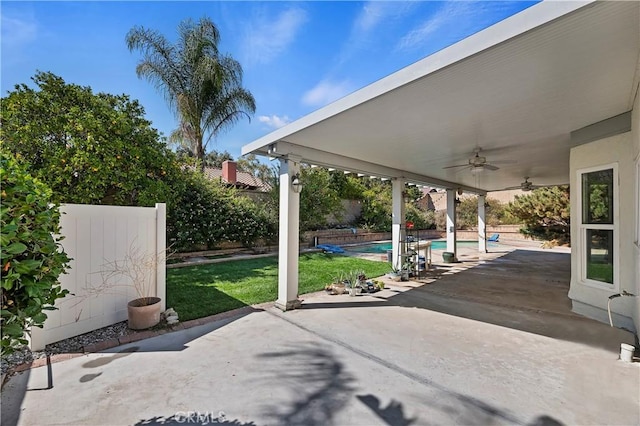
[488,233,500,242]
[316,244,345,254]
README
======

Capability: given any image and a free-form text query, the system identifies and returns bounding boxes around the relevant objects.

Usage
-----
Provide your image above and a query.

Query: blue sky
[2,1,537,159]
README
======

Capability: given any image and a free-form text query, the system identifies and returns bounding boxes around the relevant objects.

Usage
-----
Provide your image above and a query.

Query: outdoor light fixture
[403,191,412,203]
[291,173,303,193]
[455,197,462,205]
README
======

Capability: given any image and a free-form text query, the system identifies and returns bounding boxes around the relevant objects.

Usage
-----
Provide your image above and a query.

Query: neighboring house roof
[202,167,271,192]
[183,161,271,192]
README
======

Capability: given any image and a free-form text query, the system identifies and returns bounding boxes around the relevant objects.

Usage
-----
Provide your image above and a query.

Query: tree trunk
[195,139,205,173]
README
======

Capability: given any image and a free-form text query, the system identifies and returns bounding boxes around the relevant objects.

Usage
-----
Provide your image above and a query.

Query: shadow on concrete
[256,318,561,425]
[413,388,565,426]
[303,249,634,352]
[1,367,30,426]
[1,355,55,426]
[101,307,260,354]
[255,342,356,425]
[357,394,416,425]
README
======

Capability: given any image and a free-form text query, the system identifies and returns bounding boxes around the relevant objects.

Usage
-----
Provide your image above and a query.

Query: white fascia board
[241,0,595,157]
[267,141,487,195]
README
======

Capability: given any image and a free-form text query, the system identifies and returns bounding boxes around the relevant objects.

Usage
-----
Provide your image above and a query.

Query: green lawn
[166,253,391,321]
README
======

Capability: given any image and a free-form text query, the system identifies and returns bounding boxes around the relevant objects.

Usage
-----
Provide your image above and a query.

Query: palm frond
[126,17,255,167]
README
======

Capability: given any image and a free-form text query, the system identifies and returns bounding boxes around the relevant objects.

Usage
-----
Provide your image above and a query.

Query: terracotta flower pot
[127,297,161,330]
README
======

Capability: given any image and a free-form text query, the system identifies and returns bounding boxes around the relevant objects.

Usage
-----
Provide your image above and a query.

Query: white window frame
[576,163,619,291]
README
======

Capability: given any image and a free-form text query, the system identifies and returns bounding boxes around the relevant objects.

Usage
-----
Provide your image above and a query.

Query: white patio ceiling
[242,1,640,193]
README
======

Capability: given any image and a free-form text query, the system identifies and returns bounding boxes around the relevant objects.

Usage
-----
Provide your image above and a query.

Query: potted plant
[325,272,347,295]
[92,242,165,330]
[346,270,364,297]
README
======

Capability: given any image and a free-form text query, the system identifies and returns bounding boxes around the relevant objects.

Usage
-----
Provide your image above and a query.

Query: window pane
[582,169,613,224]
[586,229,613,284]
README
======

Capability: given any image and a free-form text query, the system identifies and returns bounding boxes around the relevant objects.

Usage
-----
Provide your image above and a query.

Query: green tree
[298,168,344,230]
[507,186,570,243]
[359,181,392,231]
[127,17,256,172]
[203,150,233,168]
[1,151,70,354]
[456,197,514,229]
[1,72,179,206]
[237,153,274,184]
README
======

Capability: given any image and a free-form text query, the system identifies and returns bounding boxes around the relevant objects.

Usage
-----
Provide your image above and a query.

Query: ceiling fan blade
[483,164,499,171]
[490,159,518,165]
[442,164,469,169]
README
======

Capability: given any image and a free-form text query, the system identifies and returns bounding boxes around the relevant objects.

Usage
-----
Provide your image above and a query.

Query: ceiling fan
[504,177,544,192]
[443,148,510,172]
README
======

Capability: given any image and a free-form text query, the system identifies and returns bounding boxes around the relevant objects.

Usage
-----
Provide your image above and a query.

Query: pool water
[346,240,479,253]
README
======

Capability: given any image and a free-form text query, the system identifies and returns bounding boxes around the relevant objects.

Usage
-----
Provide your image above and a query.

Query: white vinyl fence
[30,203,166,350]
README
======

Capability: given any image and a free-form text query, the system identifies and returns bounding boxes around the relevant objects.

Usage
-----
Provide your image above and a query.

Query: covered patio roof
[243,1,639,193]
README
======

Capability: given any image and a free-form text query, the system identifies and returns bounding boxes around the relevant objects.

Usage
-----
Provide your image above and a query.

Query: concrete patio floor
[2,246,639,426]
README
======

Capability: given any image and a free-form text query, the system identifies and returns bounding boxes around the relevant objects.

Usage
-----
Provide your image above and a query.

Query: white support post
[155,203,167,312]
[478,195,487,253]
[276,157,302,311]
[446,189,458,261]
[391,178,406,271]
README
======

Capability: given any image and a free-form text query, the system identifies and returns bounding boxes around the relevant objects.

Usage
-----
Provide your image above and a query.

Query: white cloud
[302,80,354,107]
[1,12,37,48]
[353,2,415,35]
[354,2,389,34]
[242,7,307,65]
[397,2,511,52]
[330,2,416,72]
[258,114,291,129]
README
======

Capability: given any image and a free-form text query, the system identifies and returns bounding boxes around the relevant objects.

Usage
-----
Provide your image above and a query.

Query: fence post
[29,325,45,351]
[155,203,166,312]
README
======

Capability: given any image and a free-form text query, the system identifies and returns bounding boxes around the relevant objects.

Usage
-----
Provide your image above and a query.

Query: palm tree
[126,17,256,172]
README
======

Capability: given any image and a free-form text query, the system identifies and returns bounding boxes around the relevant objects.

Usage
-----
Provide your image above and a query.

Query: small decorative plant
[345,270,364,296]
[325,272,347,295]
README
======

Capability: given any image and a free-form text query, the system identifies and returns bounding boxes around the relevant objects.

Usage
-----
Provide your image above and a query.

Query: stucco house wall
[569,96,639,334]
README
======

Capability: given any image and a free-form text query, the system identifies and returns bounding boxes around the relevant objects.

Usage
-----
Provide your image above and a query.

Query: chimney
[222,160,237,184]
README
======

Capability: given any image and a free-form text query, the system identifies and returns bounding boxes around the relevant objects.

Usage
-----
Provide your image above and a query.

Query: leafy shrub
[167,170,277,252]
[406,205,436,230]
[228,196,277,249]
[1,151,71,354]
[167,171,232,251]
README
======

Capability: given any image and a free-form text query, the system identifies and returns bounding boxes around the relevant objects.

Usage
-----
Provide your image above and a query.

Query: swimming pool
[345,240,479,253]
